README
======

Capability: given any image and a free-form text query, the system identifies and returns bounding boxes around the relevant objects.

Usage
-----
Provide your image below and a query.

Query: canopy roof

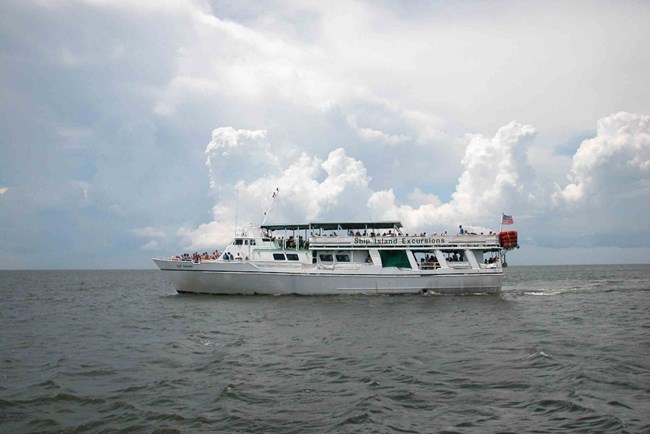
[261,221,402,231]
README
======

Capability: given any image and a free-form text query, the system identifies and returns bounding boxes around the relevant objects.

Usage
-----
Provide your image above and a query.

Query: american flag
[501,213,514,225]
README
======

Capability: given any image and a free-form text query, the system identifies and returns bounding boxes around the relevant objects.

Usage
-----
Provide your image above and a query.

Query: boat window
[286,253,299,261]
[379,250,411,269]
[273,253,286,261]
[319,254,333,262]
[234,239,243,245]
[335,254,350,262]
[251,239,256,246]
[244,240,249,245]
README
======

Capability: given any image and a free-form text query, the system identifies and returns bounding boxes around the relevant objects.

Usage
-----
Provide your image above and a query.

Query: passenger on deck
[458,225,465,234]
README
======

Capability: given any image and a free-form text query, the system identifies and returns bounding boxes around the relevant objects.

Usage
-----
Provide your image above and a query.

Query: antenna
[234,190,239,237]
[261,187,279,225]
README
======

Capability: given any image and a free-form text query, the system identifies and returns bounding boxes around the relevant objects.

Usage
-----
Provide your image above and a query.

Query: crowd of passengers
[420,254,440,269]
[172,250,245,263]
[263,227,495,240]
[320,229,496,237]
[421,252,499,265]
[269,235,306,249]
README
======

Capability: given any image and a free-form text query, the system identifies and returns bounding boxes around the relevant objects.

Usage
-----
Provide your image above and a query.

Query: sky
[1,0,649,268]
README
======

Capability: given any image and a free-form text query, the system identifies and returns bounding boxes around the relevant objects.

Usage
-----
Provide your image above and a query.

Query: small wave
[607,400,634,410]
[61,368,117,378]
[532,398,591,415]
[337,411,371,426]
[557,413,630,432]
[526,350,553,360]
[9,393,106,407]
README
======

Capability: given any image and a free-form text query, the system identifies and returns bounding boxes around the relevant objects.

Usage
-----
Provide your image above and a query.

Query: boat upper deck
[261,221,402,232]
[259,221,500,250]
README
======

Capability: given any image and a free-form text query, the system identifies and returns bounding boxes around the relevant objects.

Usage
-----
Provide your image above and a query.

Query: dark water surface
[1,265,649,433]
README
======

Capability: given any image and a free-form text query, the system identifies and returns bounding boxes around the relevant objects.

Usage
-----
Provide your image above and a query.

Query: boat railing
[333,263,362,270]
[419,262,440,270]
[310,234,500,248]
[479,262,500,269]
[249,260,304,269]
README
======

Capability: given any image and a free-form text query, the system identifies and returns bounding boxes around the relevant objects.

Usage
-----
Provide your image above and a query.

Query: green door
[379,250,411,268]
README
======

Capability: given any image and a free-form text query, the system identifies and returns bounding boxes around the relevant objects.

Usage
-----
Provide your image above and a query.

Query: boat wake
[502,286,590,297]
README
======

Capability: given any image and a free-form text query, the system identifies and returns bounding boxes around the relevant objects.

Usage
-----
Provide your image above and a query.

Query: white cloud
[183,129,374,249]
[346,115,411,145]
[184,112,650,253]
[554,112,650,204]
[452,121,537,216]
[367,121,537,230]
[187,120,536,246]
[177,220,233,252]
[0,187,8,195]
[205,127,280,190]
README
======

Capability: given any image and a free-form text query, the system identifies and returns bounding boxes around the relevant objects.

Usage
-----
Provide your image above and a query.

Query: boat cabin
[218,221,503,272]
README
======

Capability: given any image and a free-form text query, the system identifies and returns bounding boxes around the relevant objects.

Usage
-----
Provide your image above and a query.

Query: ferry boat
[153,221,518,295]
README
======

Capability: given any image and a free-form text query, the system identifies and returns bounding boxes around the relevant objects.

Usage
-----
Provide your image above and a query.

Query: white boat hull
[153,259,503,295]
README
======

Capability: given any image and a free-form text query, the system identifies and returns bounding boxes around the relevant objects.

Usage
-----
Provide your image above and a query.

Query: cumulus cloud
[184,119,538,248]
[205,127,279,189]
[181,128,373,249]
[554,112,650,204]
[453,122,537,214]
[367,121,537,230]
[183,112,650,255]
[0,187,8,195]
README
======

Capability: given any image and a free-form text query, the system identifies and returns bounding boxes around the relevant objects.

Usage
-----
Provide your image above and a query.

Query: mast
[261,187,279,225]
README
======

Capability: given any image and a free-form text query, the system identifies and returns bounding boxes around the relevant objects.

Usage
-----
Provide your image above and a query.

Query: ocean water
[1,265,649,433]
